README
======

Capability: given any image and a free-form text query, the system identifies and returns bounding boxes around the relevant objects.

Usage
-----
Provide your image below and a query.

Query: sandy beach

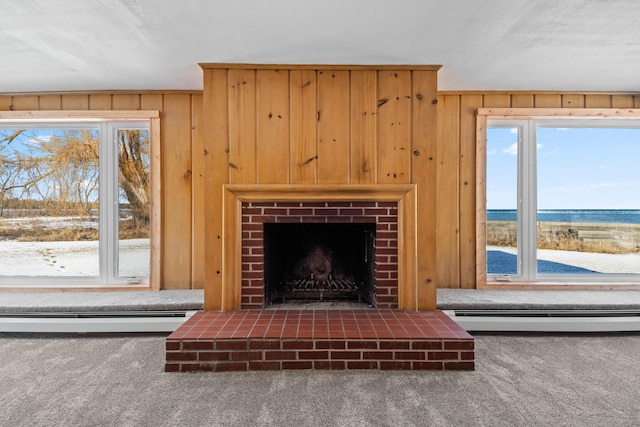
[488,245,640,275]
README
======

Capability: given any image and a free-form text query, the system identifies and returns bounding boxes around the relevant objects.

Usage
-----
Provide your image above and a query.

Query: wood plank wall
[201,64,440,310]
[4,87,636,294]
[0,92,203,290]
[437,92,640,289]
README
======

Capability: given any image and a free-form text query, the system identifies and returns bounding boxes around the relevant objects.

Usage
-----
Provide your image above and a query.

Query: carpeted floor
[1,332,639,426]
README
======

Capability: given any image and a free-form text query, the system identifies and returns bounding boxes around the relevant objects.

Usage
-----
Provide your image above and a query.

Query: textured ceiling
[1,0,639,93]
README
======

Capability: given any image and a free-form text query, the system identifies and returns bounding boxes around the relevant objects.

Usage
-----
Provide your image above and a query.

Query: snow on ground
[0,239,149,278]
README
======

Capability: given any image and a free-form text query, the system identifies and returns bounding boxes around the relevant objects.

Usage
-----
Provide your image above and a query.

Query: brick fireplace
[241,200,398,310]
[165,64,474,372]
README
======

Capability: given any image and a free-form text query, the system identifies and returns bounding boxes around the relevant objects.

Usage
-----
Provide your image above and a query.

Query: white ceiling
[1,0,639,93]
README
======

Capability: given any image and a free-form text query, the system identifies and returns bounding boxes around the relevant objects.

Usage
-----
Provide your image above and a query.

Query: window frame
[477,108,640,288]
[0,111,160,290]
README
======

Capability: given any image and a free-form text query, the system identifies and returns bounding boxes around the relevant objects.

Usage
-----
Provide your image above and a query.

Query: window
[0,112,159,287]
[478,109,640,285]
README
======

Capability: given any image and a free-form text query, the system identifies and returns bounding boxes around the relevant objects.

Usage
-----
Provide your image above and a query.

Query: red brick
[379,341,410,350]
[363,351,393,360]
[215,362,248,372]
[289,208,314,215]
[313,209,338,216]
[181,363,216,372]
[166,352,197,362]
[444,341,475,351]
[183,341,214,351]
[347,361,378,369]
[282,340,314,350]
[164,364,180,372]
[380,361,412,370]
[263,208,288,215]
[249,361,281,371]
[199,352,231,361]
[395,351,425,361]
[315,341,345,350]
[282,361,312,369]
[250,340,281,350]
[165,341,181,351]
[330,351,361,360]
[215,340,248,351]
[299,351,329,360]
[242,287,263,295]
[460,351,475,361]
[347,341,378,350]
[264,351,297,360]
[444,361,475,371]
[412,341,443,350]
[428,351,459,361]
[413,362,443,370]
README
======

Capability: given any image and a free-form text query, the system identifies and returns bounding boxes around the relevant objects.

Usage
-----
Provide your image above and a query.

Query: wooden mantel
[201,64,440,311]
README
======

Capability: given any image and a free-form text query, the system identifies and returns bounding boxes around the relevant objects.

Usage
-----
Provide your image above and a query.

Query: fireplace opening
[263,223,376,306]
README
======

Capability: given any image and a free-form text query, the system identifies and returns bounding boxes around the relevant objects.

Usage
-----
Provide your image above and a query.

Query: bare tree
[118,130,150,226]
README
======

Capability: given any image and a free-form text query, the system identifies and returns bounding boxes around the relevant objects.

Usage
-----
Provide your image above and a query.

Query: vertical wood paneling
[511,94,534,108]
[112,94,140,110]
[411,70,438,309]
[562,94,585,108]
[111,94,139,110]
[290,70,318,184]
[483,94,510,108]
[140,94,163,111]
[228,69,256,184]
[436,95,460,288]
[534,94,562,108]
[585,94,612,108]
[11,96,38,110]
[61,95,89,110]
[89,94,112,110]
[256,69,290,184]
[317,70,350,184]
[612,95,634,108]
[161,94,193,289]
[377,71,412,184]
[0,96,12,110]
[203,70,229,309]
[191,94,205,290]
[459,94,483,288]
[350,70,377,184]
[39,95,61,110]
[634,95,640,108]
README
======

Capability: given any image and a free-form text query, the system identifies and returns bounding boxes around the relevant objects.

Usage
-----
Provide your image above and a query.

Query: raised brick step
[166,310,474,372]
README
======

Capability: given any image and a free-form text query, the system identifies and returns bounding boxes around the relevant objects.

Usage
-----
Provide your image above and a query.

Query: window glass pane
[0,128,99,276]
[117,129,150,279]
[536,127,640,275]
[486,127,519,275]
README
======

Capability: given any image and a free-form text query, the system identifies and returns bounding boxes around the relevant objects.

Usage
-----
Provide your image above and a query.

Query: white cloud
[502,143,517,155]
[487,149,497,155]
[23,135,53,146]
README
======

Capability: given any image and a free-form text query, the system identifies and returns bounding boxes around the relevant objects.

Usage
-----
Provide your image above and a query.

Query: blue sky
[487,126,640,209]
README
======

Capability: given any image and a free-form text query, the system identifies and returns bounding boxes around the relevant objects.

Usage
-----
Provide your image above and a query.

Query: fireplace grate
[285,277,361,301]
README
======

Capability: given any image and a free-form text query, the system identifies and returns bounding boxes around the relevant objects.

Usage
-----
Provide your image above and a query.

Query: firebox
[263,223,376,306]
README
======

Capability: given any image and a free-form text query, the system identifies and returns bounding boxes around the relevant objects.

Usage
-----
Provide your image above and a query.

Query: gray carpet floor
[1,333,639,426]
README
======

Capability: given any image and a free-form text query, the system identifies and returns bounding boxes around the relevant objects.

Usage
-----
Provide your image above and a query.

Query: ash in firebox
[292,246,351,281]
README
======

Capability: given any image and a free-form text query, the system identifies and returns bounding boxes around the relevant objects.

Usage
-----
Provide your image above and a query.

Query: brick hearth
[166,310,474,372]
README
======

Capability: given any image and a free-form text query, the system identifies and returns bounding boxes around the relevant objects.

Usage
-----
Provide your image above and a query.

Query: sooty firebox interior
[264,223,376,306]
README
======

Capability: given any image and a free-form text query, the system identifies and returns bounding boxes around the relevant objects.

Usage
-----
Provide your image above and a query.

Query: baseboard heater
[444,309,640,332]
[0,310,197,333]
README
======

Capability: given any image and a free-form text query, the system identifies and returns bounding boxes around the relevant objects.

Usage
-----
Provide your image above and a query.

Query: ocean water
[487,209,640,225]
